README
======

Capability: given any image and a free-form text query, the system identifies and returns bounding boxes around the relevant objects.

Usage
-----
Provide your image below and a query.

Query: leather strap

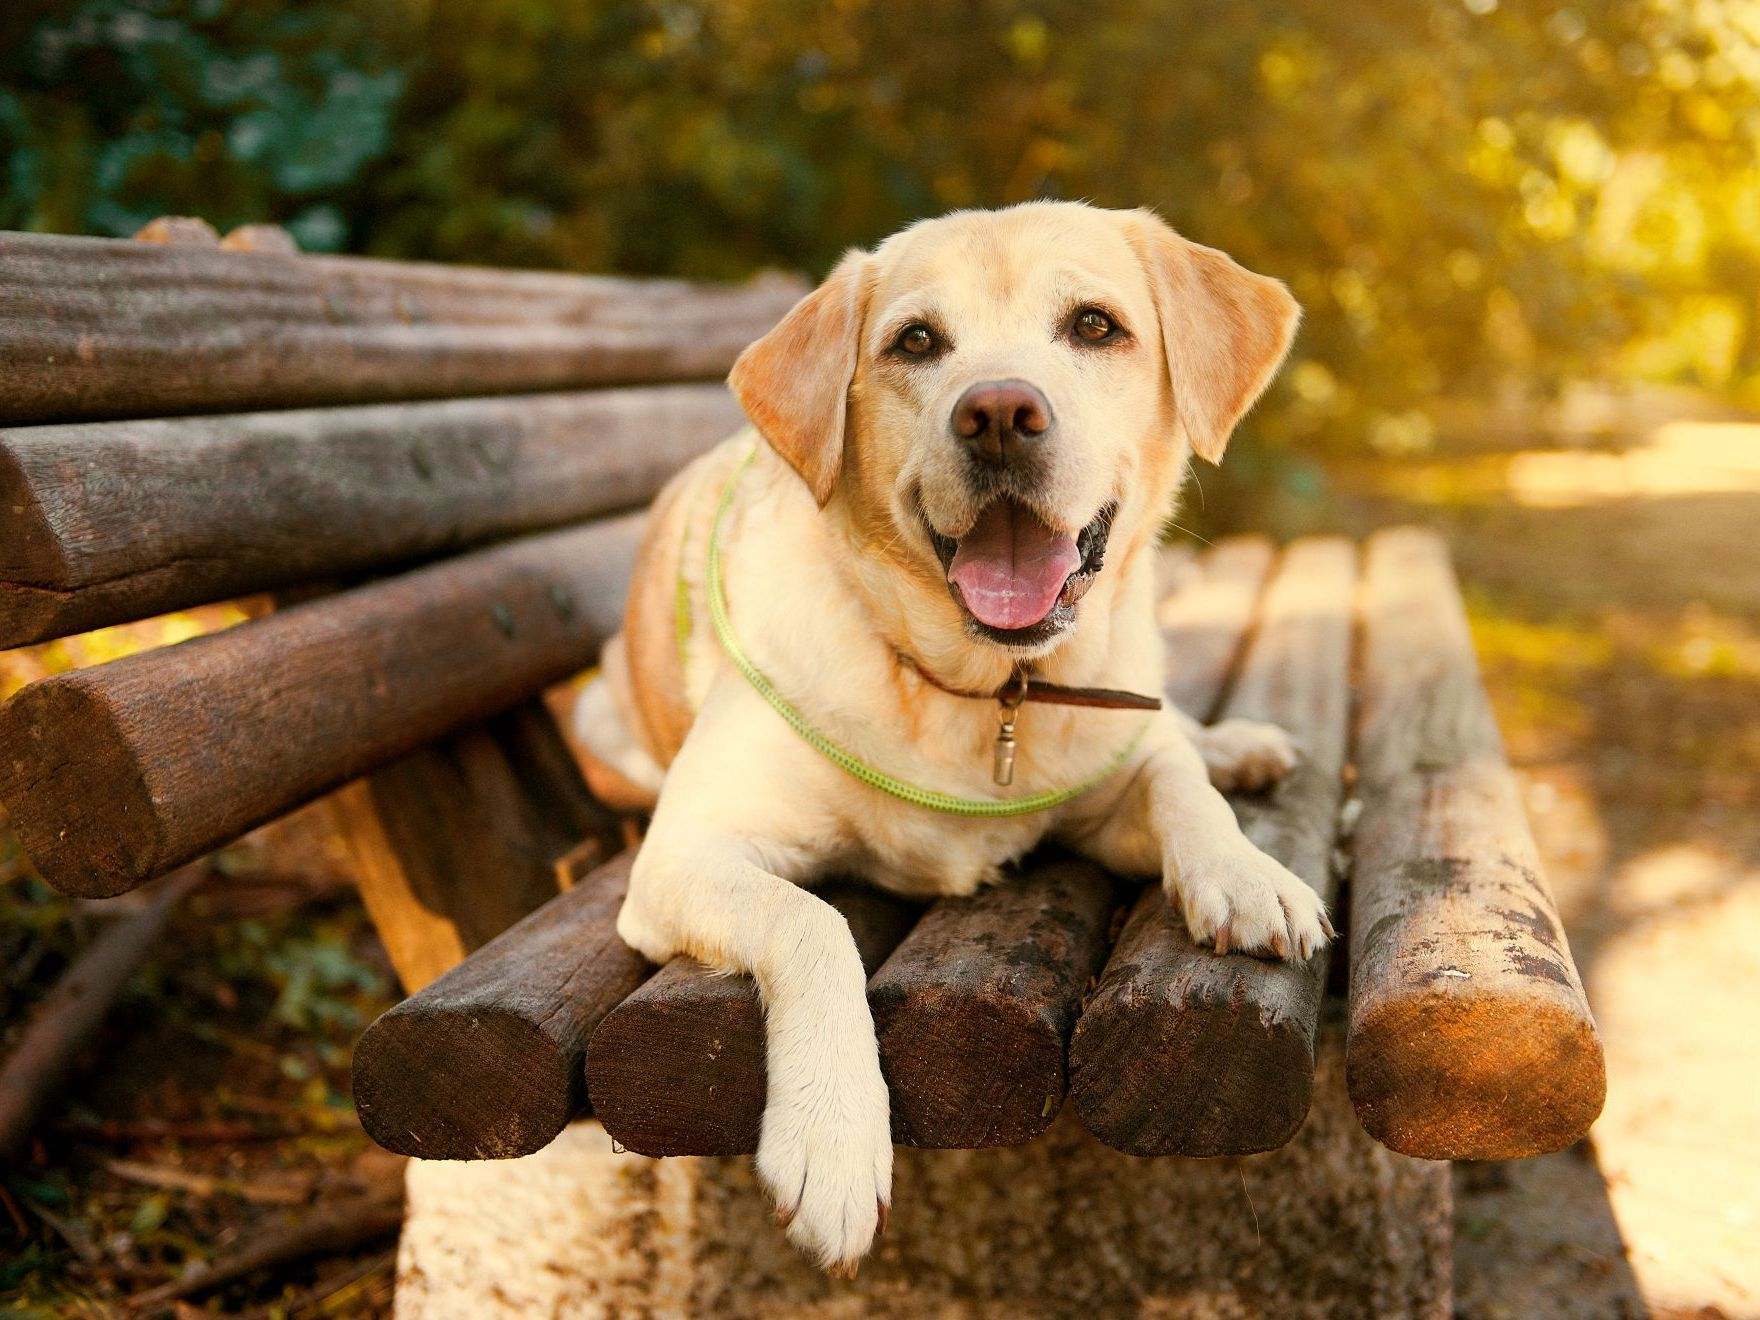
[904,657,1162,712]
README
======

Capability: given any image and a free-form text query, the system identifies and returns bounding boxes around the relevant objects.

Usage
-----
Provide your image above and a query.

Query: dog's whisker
[1164,519,1214,547]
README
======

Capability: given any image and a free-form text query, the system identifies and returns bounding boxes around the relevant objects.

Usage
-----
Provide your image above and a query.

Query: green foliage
[0,0,403,248]
[3,0,1758,445]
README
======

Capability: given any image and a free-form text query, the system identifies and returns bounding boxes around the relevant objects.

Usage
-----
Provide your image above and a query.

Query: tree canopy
[4,0,1757,455]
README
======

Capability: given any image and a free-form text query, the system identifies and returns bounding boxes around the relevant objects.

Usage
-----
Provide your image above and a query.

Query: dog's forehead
[869,205,1151,326]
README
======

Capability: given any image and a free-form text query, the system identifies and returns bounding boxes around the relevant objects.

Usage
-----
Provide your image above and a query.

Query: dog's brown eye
[896,323,937,356]
[1073,308,1118,343]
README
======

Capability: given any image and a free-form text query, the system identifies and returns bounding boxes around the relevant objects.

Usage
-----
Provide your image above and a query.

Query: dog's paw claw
[1174,842,1330,963]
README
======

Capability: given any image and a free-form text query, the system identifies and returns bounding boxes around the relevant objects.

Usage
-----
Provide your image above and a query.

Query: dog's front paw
[1193,718,1299,793]
[1172,840,1333,961]
[755,1038,892,1276]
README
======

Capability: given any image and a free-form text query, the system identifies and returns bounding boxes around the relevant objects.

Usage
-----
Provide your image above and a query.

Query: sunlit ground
[1311,396,1760,1320]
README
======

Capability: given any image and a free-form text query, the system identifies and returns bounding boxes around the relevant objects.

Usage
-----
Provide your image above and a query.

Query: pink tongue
[948,501,1081,631]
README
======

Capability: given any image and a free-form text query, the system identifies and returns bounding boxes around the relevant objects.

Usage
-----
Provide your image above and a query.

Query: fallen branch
[0,865,205,1160]
[105,1158,312,1206]
[125,1195,403,1312]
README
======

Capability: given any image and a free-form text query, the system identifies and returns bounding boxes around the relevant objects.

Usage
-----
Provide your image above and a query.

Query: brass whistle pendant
[993,670,1030,786]
[993,712,1018,786]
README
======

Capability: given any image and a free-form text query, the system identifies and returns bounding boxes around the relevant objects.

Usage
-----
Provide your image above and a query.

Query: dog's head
[730,202,1298,661]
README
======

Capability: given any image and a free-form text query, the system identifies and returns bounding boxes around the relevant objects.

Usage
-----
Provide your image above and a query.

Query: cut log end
[0,675,162,898]
[873,983,1066,1149]
[353,1003,579,1160]
[867,856,1119,1149]
[1069,974,1317,1158]
[584,962,766,1157]
[1347,992,1607,1160]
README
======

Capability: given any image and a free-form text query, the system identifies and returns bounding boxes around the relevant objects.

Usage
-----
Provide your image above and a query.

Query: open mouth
[924,499,1117,647]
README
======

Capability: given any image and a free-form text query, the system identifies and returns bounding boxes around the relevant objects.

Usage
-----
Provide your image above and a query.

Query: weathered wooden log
[1161,536,1275,719]
[337,698,624,993]
[0,513,640,899]
[0,230,802,425]
[1346,526,1605,1159]
[585,882,922,1157]
[0,385,743,646]
[870,855,1121,1148]
[353,853,651,1160]
[0,866,205,1160]
[1069,538,1358,1156]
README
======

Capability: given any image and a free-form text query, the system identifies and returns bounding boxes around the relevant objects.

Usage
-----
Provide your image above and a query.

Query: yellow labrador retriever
[575,201,1330,1272]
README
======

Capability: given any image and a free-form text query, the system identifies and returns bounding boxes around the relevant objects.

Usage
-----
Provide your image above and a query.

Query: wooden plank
[0,385,743,647]
[352,852,652,1160]
[0,230,802,424]
[1161,536,1276,719]
[1068,538,1358,1155]
[338,698,625,993]
[869,855,1120,1148]
[584,882,921,1157]
[1346,526,1605,1159]
[0,514,640,900]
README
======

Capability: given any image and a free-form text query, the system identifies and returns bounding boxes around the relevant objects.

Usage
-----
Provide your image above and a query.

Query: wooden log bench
[0,220,1606,1317]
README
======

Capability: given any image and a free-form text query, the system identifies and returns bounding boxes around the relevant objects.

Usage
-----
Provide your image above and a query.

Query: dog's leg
[1076,719,1330,959]
[618,747,889,1273]
[1172,708,1299,794]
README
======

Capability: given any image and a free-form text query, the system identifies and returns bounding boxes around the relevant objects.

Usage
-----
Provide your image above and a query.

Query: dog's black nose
[951,379,1052,467]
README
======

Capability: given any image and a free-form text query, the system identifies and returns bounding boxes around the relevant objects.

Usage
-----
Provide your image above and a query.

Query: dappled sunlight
[0,601,256,702]
[1508,420,1760,507]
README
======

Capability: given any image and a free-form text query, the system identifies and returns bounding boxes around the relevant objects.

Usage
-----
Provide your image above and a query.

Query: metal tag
[993,720,1017,786]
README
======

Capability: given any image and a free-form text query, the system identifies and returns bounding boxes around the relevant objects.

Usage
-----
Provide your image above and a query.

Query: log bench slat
[1068,537,1358,1156]
[868,856,1120,1148]
[1345,527,1605,1159]
[0,514,639,898]
[584,882,922,1157]
[1160,536,1276,719]
[353,851,651,1160]
[0,232,802,425]
[0,384,744,648]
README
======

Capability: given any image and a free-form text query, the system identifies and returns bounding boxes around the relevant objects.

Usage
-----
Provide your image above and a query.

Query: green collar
[687,445,1150,817]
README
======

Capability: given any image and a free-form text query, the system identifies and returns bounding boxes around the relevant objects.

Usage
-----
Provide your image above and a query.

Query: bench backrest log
[0,223,801,987]
[0,221,1605,1173]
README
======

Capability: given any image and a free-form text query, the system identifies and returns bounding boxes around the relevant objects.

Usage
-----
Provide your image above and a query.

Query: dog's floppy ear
[1128,210,1300,465]
[728,249,870,507]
